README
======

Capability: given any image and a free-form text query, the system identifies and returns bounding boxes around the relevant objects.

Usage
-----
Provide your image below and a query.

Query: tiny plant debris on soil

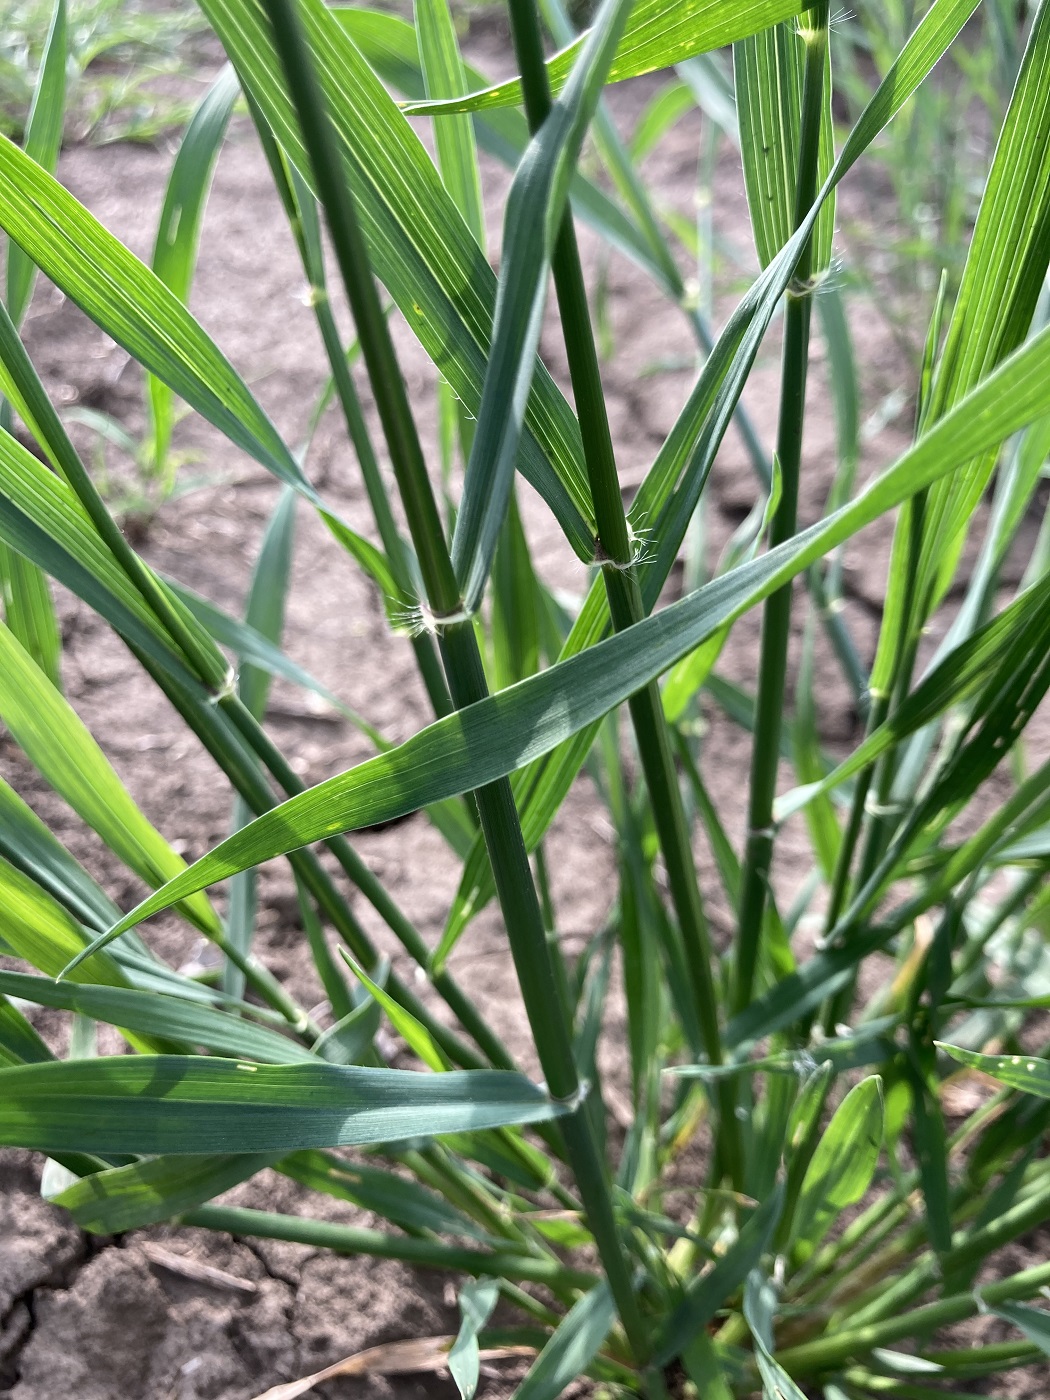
[1,0,1050,1398]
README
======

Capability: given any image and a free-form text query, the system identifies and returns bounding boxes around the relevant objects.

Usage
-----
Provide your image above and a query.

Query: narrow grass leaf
[0,997,53,1066]
[449,1278,500,1400]
[294,877,354,1026]
[0,856,128,990]
[511,1282,614,1400]
[226,486,297,996]
[403,0,807,114]
[0,970,314,1064]
[681,1333,734,1400]
[5,0,66,324]
[282,1150,492,1241]
[874,760,1050,956]
[333,7,665,372]
[630,78,695,159]
[619,825,662,1101]
[151,66,240,305]
[873,0,1050,672]
[765,1060,832,1249]
[339,949,448,1071]
[240,486,298,720]
[0,542,62,688]
[0,431,210,688]
[0,618,220,937]
[320,511,403,613]
[936,1045,1050,1099]
[744,1271,808,1400]
[883,622,1050,881]
[988,1301,1050,1356]
[169,576,385,744]
[491,496,542,689]
[0,0,67,689]
[423,0,983,951]
[660,480,779,722]
[451,0,635,612]
[415,0,484,247]
[54,1153,278,1233]
[626,0,980,556]
[793,614,839,879]
[655,1184,784,1365]
[676,740,741,908]
[775,572,1050,824]
[148,65,240,471]
[0,1058,567,1154]
[818,286,860,488]
[0,136,315,499]
[793,1077,882,1260]
[311,994,380,1066]
[734,15,835,273]
[0,289,240,701]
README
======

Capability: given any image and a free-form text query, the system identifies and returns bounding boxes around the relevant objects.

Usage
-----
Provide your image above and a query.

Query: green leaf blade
[0,135,314,500]
[0,1057,568,1155]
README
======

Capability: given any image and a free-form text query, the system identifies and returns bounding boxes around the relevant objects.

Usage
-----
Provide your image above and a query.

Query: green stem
[837,1165,1050,1331]
[838,1372,1010,1400]
[544,0,867,716]
[505,0,740,1187]
[822,491,929,1029]
[733,3,830,1014]
[401,1145,547,1256]
[775,1258,1050,1377]
[535,845,575,1027]
[808,559,869,712]
[823,695,890,937]
[537,0,770,491]
[0,190,494,1062]
[261,0,646,1357]
[850,495,929,887]
[922,1339,1044,1373]
[816,690,889,1034]
[831,753,1050,953]
[792,1065,1050,1305]
[183,1204,595,1291]
[438,620,650,1358]
[0,295,231,698]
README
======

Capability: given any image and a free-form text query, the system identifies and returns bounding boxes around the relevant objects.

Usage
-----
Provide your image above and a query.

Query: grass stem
[505,0,741,1188]
[733,2,830,1014]
[183,1204,595,1290]
[775,1258,1050,1377]
[261,0,647,1355]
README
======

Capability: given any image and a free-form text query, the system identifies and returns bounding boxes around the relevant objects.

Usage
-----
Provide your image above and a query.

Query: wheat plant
[1,0,1050,1395]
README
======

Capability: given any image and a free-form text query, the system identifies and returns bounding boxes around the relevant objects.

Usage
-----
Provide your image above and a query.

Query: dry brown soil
[1,15,1047,1399]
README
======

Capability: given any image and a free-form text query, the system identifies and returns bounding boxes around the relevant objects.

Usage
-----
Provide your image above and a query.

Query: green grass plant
[1,0,1050,1395]
[0,0,206,144]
